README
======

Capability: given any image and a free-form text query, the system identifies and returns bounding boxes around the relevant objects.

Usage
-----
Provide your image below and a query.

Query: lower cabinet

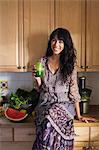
[0,127,35,150]
[0,128,13,141]
[14,127,35,142]
[90,127,99,150]
[74,127,89,150]
[0,125,99,150]
[74,126,99,150]
[0,142,33,150]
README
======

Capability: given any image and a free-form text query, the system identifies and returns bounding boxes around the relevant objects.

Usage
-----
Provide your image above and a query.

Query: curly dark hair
[46,28,76,82]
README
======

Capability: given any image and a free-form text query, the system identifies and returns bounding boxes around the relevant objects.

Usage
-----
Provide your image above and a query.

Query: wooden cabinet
[14,127,35,141]
[0,126,35,150]
[0,0,54,72]
[74,127,89,150]
[86,0,99,72]
[74,126,99,150]
[23,0,54,71]
[0,128,13,141]
[54,0,99,72]
[54,0,85,72]
[1,0,99,72]
[0,0,24,72]
[90,127,99,150]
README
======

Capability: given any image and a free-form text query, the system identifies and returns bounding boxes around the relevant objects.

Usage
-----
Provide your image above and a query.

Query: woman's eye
[59,40,64,44]
[51,39,56,43]
[51,39,64,44]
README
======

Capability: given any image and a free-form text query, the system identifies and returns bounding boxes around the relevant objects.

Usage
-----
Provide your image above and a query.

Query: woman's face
[51,38,64,55]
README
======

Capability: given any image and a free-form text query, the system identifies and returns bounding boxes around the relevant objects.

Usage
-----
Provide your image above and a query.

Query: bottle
[79,76,86,90]
[35,61,44,77]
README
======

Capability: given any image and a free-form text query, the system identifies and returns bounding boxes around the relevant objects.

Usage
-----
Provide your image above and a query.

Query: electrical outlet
[0,80,8,90]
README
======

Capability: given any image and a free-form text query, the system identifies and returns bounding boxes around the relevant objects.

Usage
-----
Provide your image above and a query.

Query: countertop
[74,105,99,127]
[0,105,99,128]
[0,115,35,128]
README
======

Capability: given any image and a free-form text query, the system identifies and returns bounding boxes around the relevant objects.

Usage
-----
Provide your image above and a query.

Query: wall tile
[0,72,33,94]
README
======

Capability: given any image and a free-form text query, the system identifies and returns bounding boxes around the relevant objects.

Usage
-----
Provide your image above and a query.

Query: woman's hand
[32,65,42,87]
[78,116,97,123]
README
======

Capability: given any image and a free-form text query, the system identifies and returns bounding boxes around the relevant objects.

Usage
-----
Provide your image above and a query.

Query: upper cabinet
[0,0,99,72]
[54,0,85,72]
[23,0,54,71]
[54,0,99,72]
[0,0,24,72]
[0,0,54,72]
[86,0,99,72]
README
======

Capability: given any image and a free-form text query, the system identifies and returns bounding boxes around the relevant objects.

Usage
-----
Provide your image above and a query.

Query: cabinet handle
[23,66,26,69]
[90,146,95,150]
[83,146,95,150]
[81,66,85,69]
[86,66,90,69]
[28,133,34,136]
[83,146,89,150]
[74,134,79,137]
[17,66,21,69]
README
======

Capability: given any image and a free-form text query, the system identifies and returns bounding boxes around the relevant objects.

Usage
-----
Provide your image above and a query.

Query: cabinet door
[23,0,54,71]
[74,127,89,149]
[86,0,99,71]
[74,142,89,150]
[0,128,13,141]
[54,0,85,72]
[0,141,33,150]
[0,0,23,72]
[14,127,35,141]
[90,127,99,150]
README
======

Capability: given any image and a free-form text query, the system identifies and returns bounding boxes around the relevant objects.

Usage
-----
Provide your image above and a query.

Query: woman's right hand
[32,65,42,87]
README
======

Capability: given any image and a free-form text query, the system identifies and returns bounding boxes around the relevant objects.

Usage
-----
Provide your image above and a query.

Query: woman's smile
[51,39,64,55]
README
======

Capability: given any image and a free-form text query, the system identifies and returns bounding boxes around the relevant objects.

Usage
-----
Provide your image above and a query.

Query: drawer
[90,127,99,141]
[74,127,89,142]
[14,127,35,141]
[0,128,13,141]
[74,141,89,147]
[0,141,33,150]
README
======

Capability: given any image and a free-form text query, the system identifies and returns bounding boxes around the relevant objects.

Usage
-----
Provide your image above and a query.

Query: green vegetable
[8,88,39,111]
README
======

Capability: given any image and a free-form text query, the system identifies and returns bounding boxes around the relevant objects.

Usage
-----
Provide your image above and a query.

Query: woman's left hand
[78,116,97,123]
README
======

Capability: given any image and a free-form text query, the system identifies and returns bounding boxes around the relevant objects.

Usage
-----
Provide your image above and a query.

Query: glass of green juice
[35,61,44,77]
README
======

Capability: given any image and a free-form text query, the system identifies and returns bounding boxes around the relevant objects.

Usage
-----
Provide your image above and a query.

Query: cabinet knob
[17,66,21,69]
[23,66,26,69]
[75,134,79,137]
[86,66,90,69]
[91,146,95,150]
[83,146,95,150]
[81,65,85,69]
[28,133,34,136]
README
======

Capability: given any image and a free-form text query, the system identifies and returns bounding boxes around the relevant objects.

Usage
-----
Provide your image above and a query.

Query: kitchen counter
[0,105,99,127]
[0,105,99,150]
[74,105,99,126]
[0,115,35,127]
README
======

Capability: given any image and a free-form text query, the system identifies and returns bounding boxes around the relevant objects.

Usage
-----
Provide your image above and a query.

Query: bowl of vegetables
[8,88,39,114]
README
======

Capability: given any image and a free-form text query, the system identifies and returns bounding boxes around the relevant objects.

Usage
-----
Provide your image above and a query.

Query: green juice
[35,70,44,77]
[35,62,44,77]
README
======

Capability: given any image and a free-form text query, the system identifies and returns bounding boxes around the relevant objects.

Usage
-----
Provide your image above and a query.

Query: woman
[32,28,96,150]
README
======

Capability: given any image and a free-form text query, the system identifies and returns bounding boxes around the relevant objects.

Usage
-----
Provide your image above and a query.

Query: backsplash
[0,72,33,95]
[0,72,99,105]
[78,72,99,105]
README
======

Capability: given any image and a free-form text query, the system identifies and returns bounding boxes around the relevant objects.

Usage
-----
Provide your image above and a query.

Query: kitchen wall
[0,72,33,94]
[0,72,99,105]
[78,72,99,105]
